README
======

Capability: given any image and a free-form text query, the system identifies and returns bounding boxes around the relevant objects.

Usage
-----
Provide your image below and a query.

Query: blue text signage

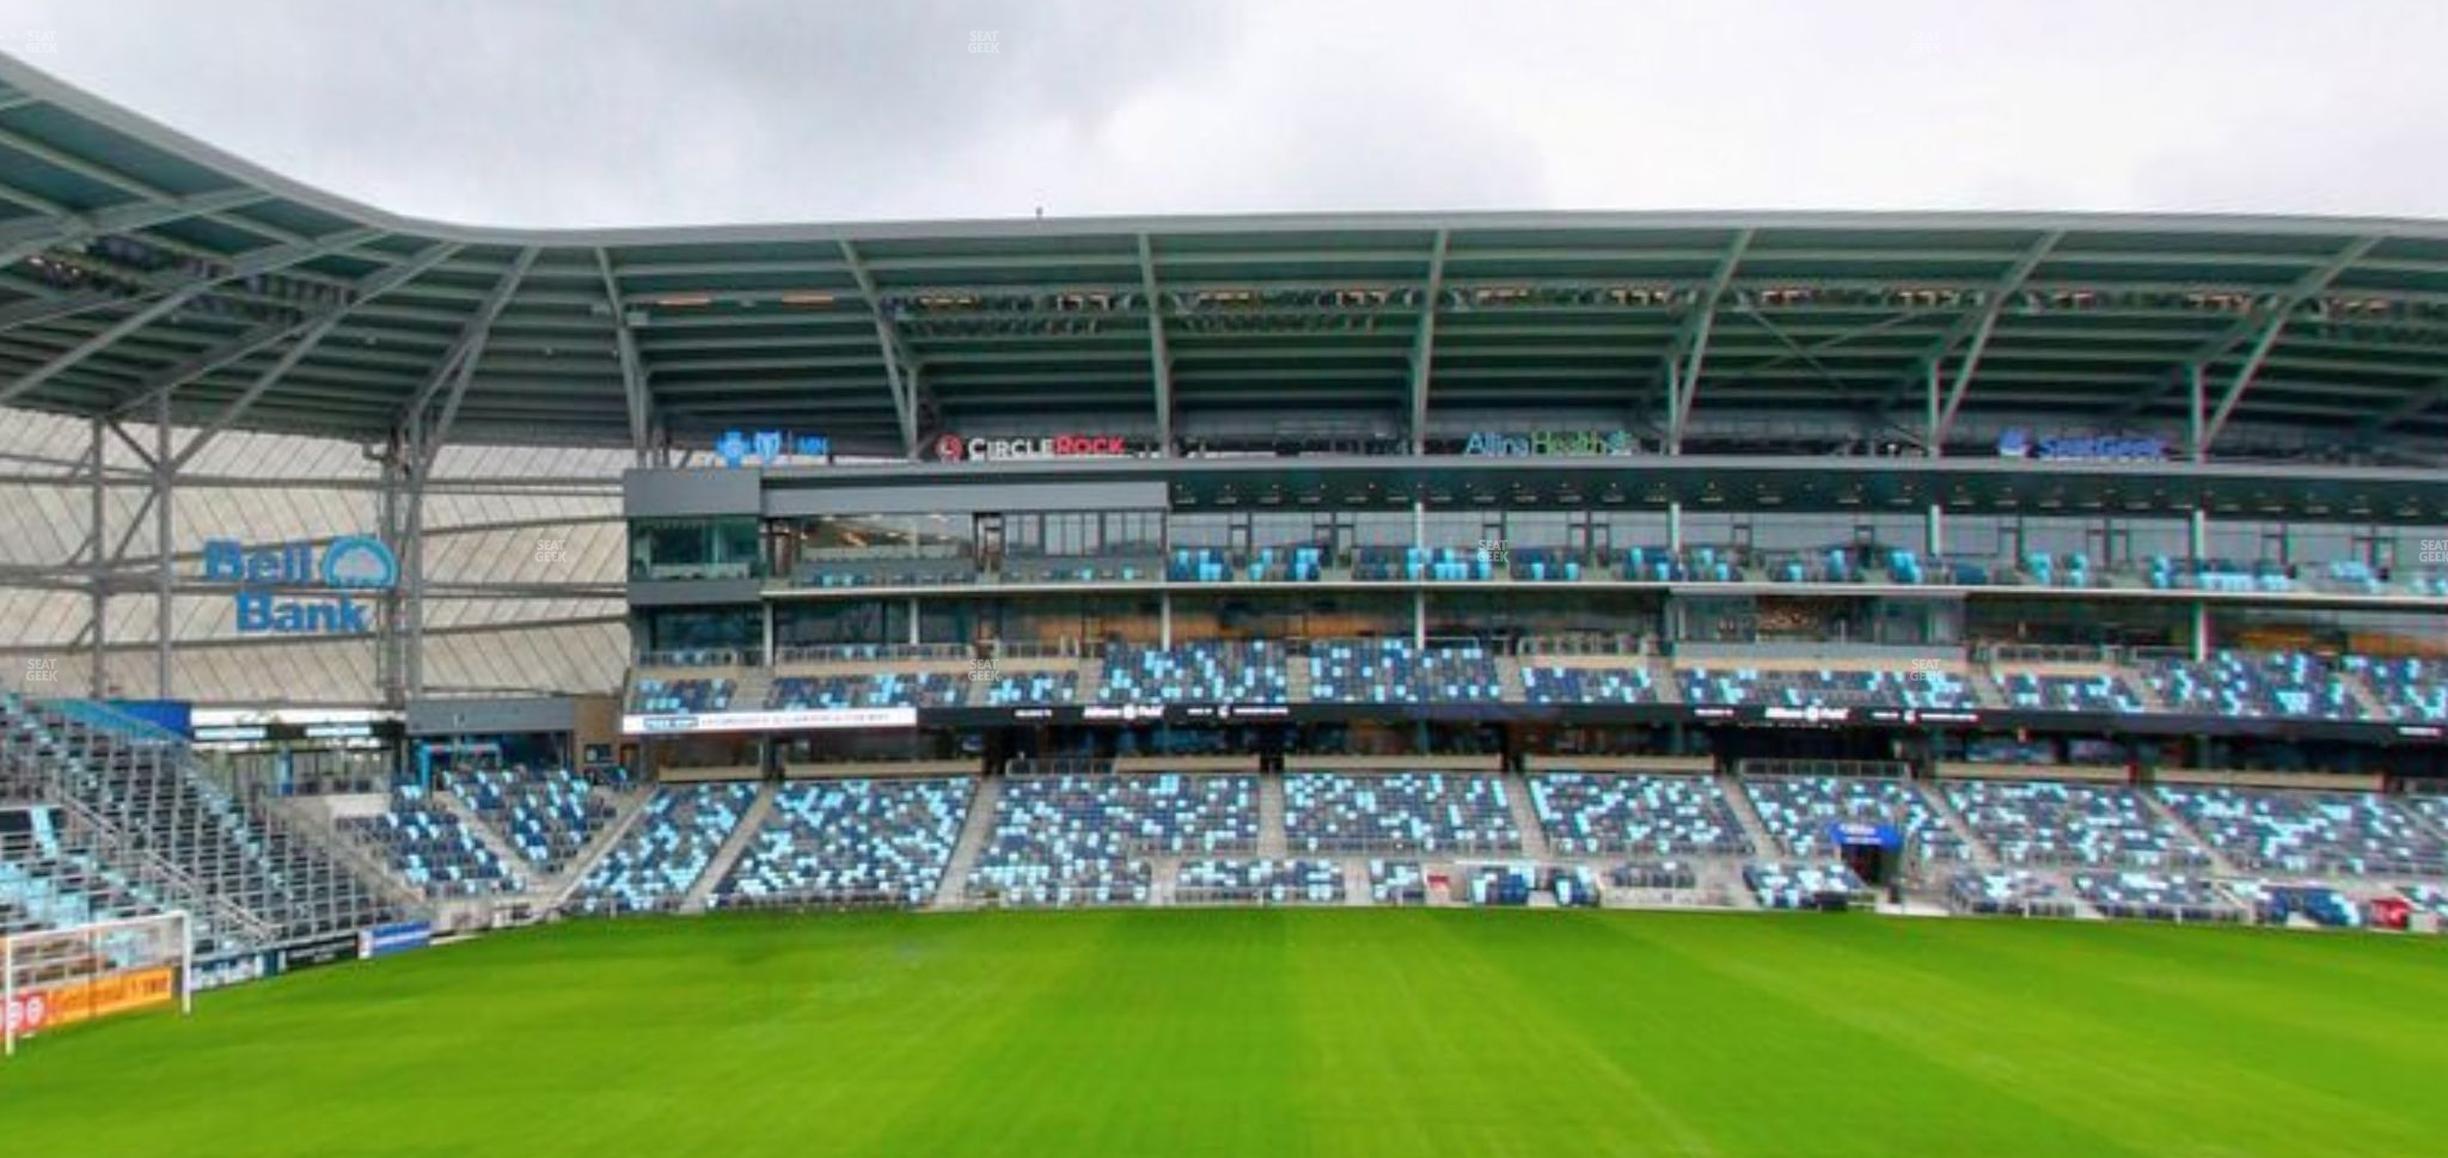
[202,536,396,635]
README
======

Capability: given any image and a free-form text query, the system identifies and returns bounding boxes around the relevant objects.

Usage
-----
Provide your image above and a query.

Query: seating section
[2231,881,2363,928]
[999,553,1164,583]
[2406,796,2448,838]
[1621,546,1739,583]
[766,672,962,710]
[1169,546,1325,582]
[1678,667,1975,710]
[1286,772,1520,853]
[2020,552,2097,588]
[1744,862,1865,909]
[1741,776,1969,862]
[2139,652,2361,720]
[1461,864,1540,906]
[1306,640,1504,704]
[2342,656,2448,723]
[1098,642,1288,704]
[1551,865,1602,907]
[1519,665,1657,705]
[2398,884,2448,921]
[1174,859,1345,904]
[716,778,973,909]
[455,767,619,875]
[1507,549,1588,582]
[1608,861,1699,890]
[1883,550,1990,586]
[1762,548,1862,585]
[978,669,1080,706]
[571,783,758,915]
[2145,556,2296,594]
[2152,786,2446,877]
[1368,859,1428,904]
[1993,671,2143,713]
[339,785,523,899]
[1946,870,2075,918]
[1529,772,1751,856]
[2070,872,2241,923]
[1941,779,2209,869]
[965,773,1256,906]
[3,695,396,947]
[0,808,158,934]
[1354,545,1494,581]
[628,676,735,715]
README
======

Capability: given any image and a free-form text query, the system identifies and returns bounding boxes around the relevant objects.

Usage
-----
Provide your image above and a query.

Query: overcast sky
[6,0,2445,227]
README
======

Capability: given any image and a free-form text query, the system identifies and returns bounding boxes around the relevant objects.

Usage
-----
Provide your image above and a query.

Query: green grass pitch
[11,908,2448,1156]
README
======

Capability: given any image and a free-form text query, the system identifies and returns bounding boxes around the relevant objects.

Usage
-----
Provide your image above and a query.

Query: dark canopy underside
[4,53,2448,459]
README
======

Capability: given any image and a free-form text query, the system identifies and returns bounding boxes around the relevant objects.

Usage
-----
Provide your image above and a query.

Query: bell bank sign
[202,536,398,634]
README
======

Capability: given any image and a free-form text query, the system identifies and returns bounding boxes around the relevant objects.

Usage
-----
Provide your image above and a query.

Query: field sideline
[10,909,2448,1156]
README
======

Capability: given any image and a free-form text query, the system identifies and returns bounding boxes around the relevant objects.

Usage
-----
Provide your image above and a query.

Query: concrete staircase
[1504,771,1553,859]
[1493,656,1525,703]
[1719,773,1781,858]
[1074,661,1105,704]
[1965,666,2011,710]
[1912,779,1997,867]
[546,787,656,910]
[266,795,429,915]
[1285,659,1312,703]
[681,781,776,913]
[2139,789,2240,875]
[2122,665,2174,711]
[933,774,1003,908]
[1342,859,1372,906]
[727,669,774,715]
[433,790,543,891]
[1148,855,1181,906]
[1650,655,1683,704]
[2338,673,2394,723]
[1257,772,1288,857]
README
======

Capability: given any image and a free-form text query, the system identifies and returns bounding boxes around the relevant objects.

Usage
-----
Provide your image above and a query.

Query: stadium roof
[5,53,2448,458]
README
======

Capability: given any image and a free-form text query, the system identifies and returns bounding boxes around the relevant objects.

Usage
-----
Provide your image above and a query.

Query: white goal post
[3,911,192,1057]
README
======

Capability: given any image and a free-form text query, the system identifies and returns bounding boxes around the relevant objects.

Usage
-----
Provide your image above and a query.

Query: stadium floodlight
[3,911,192,1058]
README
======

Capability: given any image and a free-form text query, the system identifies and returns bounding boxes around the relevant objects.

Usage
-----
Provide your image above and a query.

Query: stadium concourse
[2,46,2448,1021]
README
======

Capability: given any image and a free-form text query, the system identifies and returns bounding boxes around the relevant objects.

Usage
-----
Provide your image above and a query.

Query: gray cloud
[8,0,2444,225]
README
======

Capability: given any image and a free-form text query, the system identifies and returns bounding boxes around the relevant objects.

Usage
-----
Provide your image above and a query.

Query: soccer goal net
[3,911,191,1057]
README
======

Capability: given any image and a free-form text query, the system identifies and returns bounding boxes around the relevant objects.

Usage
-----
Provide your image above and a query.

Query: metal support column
[2187,364,2207,464]
[403,427,426,699]
[1159,592,1173,650]
[153,393,172,698]
[87,418,106,696]
[2189,508,2208,564]
[375,435,407,707]
[761,602,776,664]
[1412,588,1427,650]
[1667,501,1684,553]
[2191,602,2210,663]
[1924,360,1943,458]
[1926,504,1945,557]
[907,598,921,648]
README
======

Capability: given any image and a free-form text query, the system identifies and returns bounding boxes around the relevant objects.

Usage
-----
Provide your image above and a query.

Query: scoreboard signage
[621,706,919,736]
[1462,429,1635,458]
[1996,429,2167,462]
[280,935,360,973]
[358,921,432,960]
[933,433,1133,462]
[2,966,176,1039]
[715,429,830,468]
